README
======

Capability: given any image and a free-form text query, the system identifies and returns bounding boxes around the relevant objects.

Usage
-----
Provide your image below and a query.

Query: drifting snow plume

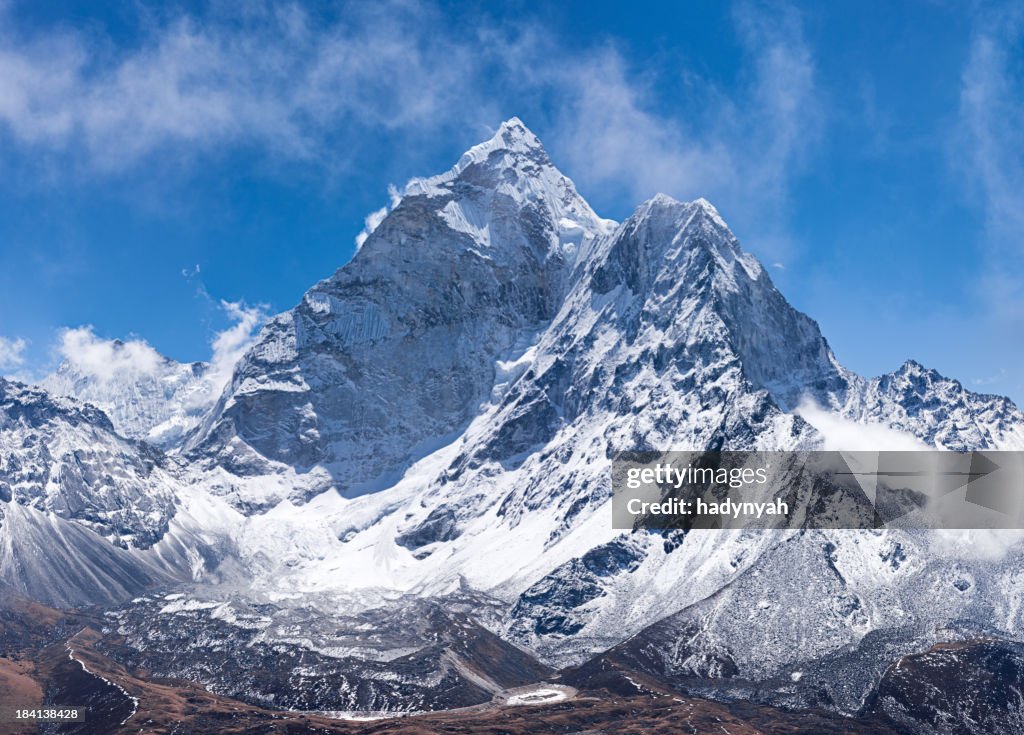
[355,185,402,249]
[796,397,930,451]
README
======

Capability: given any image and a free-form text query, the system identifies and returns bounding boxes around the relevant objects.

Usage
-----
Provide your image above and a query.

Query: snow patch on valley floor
[317,710,412,721]
[499,684,575,706]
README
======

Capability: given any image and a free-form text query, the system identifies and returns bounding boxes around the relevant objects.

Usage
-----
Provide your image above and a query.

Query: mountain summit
[184,119,613,508]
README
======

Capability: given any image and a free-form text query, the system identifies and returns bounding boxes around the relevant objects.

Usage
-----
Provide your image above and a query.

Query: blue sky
[1,0,1023,402]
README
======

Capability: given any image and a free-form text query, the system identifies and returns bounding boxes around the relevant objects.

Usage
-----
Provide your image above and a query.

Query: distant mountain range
[42,345,213,449]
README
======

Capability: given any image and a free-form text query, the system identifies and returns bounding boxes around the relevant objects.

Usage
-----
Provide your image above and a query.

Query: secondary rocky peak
[626,194,735,247]
[585,193,751,303]
[894,359,935,378]
[0,376,180,562]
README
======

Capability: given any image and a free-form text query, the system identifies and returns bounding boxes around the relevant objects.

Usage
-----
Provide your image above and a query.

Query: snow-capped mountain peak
[399,117,614,260]
[183,120,616,508]
[459,116,545,163]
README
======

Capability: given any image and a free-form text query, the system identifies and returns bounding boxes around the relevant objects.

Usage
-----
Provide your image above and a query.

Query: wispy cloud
[54,300,265,401]
[796,398,930,451]
[200,300,267,404]
[957,7,1024,319]
[0,335,27,370]
[0,1,482,171]
[520,0,821,249]
[0,0,819,239]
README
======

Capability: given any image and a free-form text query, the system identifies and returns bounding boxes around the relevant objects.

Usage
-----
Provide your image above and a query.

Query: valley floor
[0,596,966,735]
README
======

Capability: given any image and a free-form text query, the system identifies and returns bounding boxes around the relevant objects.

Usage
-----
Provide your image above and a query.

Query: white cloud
[204,300,267,399]
[0,1,821,266]
[53,301,264,414]
[0,1,482,171]
[0,2,818,228]
[0,335,27,369]
[484,1,820,255]
[959,10,1024,242]
[795,398,929,452]
[956,9,1024,322]
[931,529,1024,561]
[56,327,164,382]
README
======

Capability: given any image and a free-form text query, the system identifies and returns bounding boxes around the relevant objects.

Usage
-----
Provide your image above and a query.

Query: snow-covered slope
[43,351,212,449]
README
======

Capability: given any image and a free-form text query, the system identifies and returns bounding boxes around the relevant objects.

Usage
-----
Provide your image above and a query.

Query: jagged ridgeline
[3,119,1024,721]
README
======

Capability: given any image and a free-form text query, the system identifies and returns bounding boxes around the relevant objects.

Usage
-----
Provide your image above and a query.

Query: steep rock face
[577,194,850,413]
[448,193,839,471]
[43,351,211,450]
[185,118,611,507]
